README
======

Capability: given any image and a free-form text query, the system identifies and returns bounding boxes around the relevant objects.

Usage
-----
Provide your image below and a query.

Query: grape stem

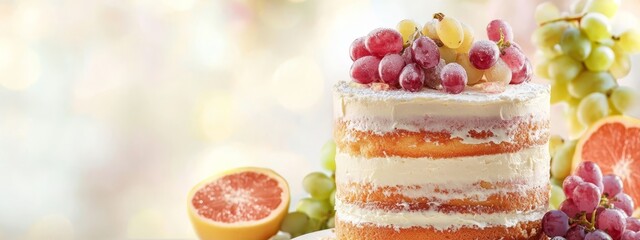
[539,14,586,26]
[433,12,444,21]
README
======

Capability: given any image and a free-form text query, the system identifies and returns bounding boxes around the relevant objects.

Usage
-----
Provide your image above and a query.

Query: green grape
[440,46,457,63]
[584,45,615,71]
[532,21,570,48]
[535,2,560,25]
[610,46,631,78]
[326,216,335,228]
[577,92,609,126]
[559,27,592,61]
[320,140,336,172]
[455,23,474,54]
[570,0,588,14]
[302,172,335,200]
[329,189,336,207]
[548,55,583,83]
[551,81,571,104]
[551,140,577,180]
[396,19,420,46]
[618,28,640,54]
[535,58,551,80]
[580,13,611,42]
[436,16,464,48]
[609,86,637,113]
[550,184,566,210]
[280,212,310,237]
[584,0,619,18]
[567,106,587,138]
[551,177,564,187]
[421,19,439,40]
[568,71,616,98]
[305,217,324,232]
[549,135,565,157]
[456,53,484,85]
[296,198,332,220]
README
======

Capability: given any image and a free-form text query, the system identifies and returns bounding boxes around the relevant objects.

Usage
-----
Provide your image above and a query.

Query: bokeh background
[1,0,639,239]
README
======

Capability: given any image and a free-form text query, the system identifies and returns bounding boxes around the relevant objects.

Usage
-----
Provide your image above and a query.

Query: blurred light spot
[271,56,324,112]
[15,3,47,40]
[25,214,74,240]
[163,0,197,11]
[611,12,639,35]
[74,46,130,99]
[198,93,235,141]
[127,208,168,238]
[0,42,40,91]
[289,0,307,3]
[192,15,231,69]
[195,144,252,182]
[259,3,301,29]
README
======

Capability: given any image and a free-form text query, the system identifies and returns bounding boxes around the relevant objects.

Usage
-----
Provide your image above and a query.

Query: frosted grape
[411,36,440,69]
[469,40,499,70]
[424,58,446,90]
[542,210,570,237]
[365,28,403,57]
[399,63,425,92]
[486,19,513,42]
[572,182,601,213]
[440,63,468,94]
[349,37,371,60]
[596,208,626,240]
[350,56,381,84]
[378,54,406,88]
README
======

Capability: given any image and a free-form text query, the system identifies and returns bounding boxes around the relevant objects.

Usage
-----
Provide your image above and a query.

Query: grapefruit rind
[187,167,290,240]
[573,115,640,213]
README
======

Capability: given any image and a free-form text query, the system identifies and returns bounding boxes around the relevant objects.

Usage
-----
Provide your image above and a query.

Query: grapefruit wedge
[573,116,640,212]
[187,167,290,240]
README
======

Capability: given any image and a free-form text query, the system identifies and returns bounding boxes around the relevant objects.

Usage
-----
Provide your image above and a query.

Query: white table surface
[292,229,336,240]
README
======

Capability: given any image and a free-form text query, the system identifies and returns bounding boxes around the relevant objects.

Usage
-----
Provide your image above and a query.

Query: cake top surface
[334,81,549,104]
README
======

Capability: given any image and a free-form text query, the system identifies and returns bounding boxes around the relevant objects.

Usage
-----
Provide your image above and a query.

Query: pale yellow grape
[326,216,335,228]
[535,2,560,25]
[396,19,420,46]
[577,92,609,126]
[567,107,587,138]
[580,13,611,42]
[551,140,577,181]
[548,55,583,83]
[421,19,439,40]
[609,86,637,113]
[532,21,571,48]
[610,49,631,79]
[535,58,551,80]
[618,28,640,53]
[550,184,566,210]
[455,23,474,54]
[439,46,458,63]
[485,59,511,85]
[551,178,564,188]
[549,135,565,157]
[560,27,592,61]
[584,45,615,71]
[570,0,588,14]
[296,198,332,220]
[456,54,484,85]
[436,16,464,48]
[584,0,619,18]
[280,212,310,237]
[551,81,571,104]
[568,71,616,98]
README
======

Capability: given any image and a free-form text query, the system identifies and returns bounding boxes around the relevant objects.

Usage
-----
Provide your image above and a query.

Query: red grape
[501,45,525,72]
[603,174,624,197]
[365,28,403,57]
[511,59,532,84]
[402,47,414,64]
[585,230,613,240]
[424,58,445,90]
[441,63,468,94]
[596,208,626,240]
[621,230,639,240]
[350,37,372,60]
[469,40,499,70]
[411,36,440,69]
[560,198,581,218]
[576,161,604,191]
[566,225,587,240]
[350,56,381,84]
[612,193,635,217]
[563,175,585,198]
[627,218,640,231]
[379,54,406,88]
[542,210,570,237]
[399,63,424,92]
[486,19,513,42]
[573,182,602,213]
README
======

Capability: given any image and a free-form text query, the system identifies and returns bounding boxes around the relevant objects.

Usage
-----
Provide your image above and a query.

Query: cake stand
[292,229,335,240]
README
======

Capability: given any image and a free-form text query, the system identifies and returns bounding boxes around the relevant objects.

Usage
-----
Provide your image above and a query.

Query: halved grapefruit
[187,167,290,240]
[573,116,640,212]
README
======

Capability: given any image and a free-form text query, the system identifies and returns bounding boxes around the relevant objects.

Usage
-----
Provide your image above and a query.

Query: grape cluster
[538,0,640,212]
[543,161,640,240]
[272,140,337,239]
[349,13,532,94]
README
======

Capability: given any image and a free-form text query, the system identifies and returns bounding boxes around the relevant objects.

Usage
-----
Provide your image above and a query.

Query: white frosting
[336,200,546,230]
[335,144,549,187]
[333,81,551,143]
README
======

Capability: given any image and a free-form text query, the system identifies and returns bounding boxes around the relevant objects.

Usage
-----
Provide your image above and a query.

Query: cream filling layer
[336,201,546,230]
[335,144,550,187]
